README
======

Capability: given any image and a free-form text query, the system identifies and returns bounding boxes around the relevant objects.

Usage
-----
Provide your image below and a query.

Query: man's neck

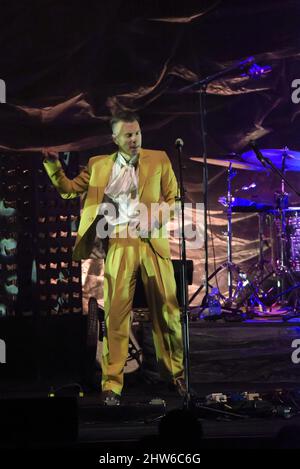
[119,151,139,166]
[119,151,135,161]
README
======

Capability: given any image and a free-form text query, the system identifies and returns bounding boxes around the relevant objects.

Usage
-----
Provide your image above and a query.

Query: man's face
[112,120,142,158]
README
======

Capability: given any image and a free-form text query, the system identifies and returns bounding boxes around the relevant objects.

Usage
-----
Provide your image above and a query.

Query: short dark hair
[110,111,140,133]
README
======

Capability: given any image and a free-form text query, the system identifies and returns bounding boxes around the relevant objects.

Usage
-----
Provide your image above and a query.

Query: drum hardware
[216,164,272,314]
[268,151,298,308]
[256,212,274,283]
[267,207,300,318]
[190,158,268,318]
[190,153,273,313]
[190,147,300,318]
[243,144,300,316]
[245,211,277,311]
[264,281,300,319]
[242,207,300,317]
[273,150,290,305]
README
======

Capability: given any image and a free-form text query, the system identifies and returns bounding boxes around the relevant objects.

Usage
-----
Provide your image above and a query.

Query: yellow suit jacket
[43,148,178,260]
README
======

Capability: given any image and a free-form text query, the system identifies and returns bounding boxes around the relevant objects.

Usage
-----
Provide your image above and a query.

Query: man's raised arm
[42,150,90,199]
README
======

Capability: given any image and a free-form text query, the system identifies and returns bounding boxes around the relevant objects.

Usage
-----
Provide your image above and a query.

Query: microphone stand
[199,86,210,301]
[180,58,272,309]
[175,139,191,408]
[174,142,246,419]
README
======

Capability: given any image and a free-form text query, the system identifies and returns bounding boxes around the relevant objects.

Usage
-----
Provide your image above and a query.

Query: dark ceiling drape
[1,0,299,155]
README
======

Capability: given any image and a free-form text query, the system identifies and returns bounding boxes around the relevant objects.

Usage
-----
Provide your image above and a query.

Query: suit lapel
[95,152,117,202]
[138,148,151,199]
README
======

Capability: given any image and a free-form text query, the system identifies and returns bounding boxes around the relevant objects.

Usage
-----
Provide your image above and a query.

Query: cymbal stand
[190,163,266,316]
[222,165,266,313]
[272,149,300,310]
[226,163,235,300]
[189,163,244,315]
[250,144,300,315]
[275,150,289,305]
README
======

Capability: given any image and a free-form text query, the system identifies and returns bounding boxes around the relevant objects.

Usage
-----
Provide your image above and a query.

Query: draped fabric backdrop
[1,0,300,310]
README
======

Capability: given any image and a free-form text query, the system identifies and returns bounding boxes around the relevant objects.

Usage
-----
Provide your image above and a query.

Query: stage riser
[189,323,300,384]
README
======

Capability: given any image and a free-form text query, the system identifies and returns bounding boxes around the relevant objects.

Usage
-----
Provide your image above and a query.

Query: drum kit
[191,148,300,319]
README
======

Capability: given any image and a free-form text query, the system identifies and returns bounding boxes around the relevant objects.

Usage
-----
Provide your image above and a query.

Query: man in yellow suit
[43,112,185,405]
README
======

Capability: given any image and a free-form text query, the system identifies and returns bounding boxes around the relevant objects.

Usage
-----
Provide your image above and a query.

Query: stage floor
[1,317,300,451]
[1,383,300,451]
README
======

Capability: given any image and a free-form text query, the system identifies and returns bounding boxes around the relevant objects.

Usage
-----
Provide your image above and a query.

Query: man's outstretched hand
[42,149,59,161]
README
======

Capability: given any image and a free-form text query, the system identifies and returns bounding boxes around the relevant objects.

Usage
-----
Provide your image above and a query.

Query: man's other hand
[42,149,59,161]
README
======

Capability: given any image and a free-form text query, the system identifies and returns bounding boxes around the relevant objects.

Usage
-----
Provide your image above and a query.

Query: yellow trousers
[101,232,184,395]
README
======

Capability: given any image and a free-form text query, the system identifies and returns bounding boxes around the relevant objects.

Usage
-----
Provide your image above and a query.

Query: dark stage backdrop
[1,0,300,310]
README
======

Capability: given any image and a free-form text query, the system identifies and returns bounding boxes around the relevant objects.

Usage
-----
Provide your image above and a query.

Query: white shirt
[98,152,140,227]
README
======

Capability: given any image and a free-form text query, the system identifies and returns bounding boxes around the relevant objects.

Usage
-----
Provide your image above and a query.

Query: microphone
[237,56,272,79]
[246,63,272,80]
[249,141,268,168]
[180,57,271,93]
[175,138,184,148]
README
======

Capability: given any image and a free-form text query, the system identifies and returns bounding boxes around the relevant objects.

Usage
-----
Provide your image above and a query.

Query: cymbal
[241,148,300,171]
[190,156,265,171]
